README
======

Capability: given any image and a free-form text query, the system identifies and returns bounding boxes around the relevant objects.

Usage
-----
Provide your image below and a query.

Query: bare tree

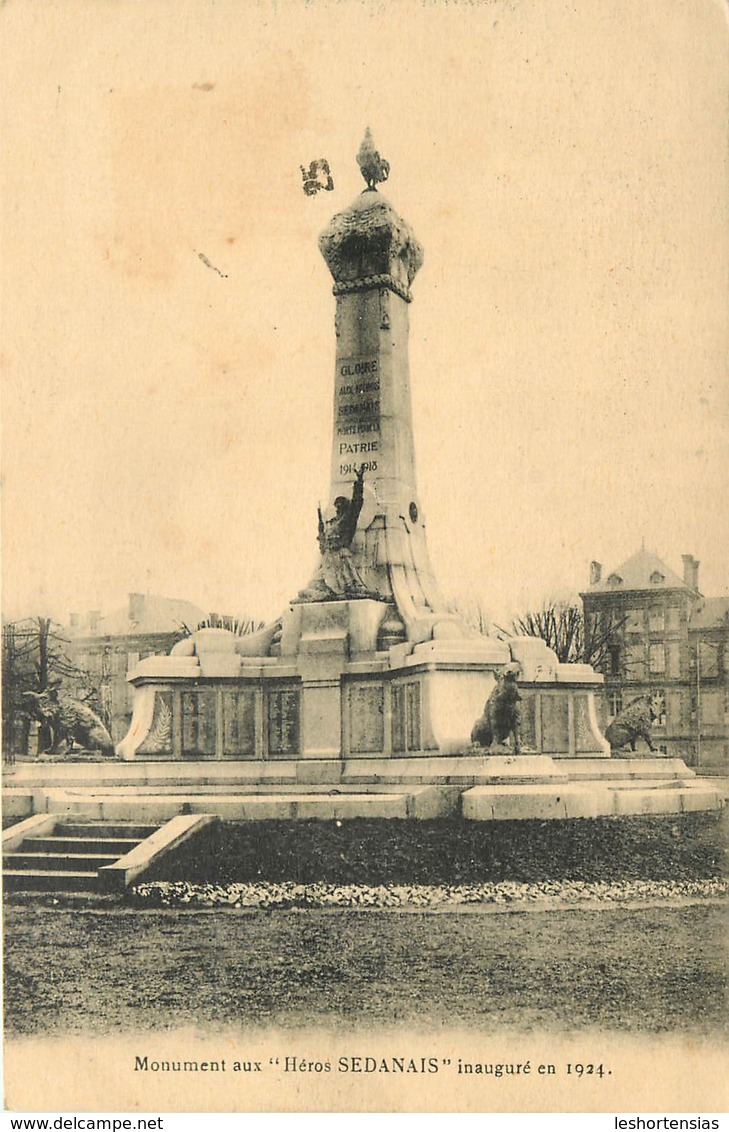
[2,617,97,757]
[583,608,630,673]
[445,595,491,637]
[495,602,626,668]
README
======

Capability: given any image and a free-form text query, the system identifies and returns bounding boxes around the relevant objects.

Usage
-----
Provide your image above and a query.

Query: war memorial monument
[4,133,722,844]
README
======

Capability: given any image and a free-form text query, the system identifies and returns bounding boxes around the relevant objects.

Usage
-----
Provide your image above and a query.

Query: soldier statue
[299,466,370,600]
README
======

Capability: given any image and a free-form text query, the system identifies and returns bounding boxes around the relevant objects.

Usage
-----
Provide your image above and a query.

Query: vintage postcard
[2,0,727,1116]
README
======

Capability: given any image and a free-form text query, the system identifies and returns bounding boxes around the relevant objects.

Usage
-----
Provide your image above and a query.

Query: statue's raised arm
[343,465,365,546]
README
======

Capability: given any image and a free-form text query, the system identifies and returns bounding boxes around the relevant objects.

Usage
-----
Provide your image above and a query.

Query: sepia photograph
[2,0,728,1116]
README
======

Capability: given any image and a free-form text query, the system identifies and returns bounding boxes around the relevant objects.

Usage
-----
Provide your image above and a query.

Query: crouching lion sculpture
[22,688,115,757]
[471,661,523,754]
[605,693,658,754]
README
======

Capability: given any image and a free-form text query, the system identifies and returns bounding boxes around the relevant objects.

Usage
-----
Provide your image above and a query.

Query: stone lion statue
[471,661,523,754]
[605,694,658,754]
[22,687,115,757]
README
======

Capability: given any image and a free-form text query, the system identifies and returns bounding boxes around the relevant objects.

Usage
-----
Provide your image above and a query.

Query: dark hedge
[141,811,727,885]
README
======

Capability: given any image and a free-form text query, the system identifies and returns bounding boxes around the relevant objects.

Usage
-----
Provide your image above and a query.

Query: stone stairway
[3,820,159,892]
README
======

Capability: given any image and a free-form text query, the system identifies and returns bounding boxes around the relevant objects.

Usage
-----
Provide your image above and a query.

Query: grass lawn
[4,901,726,1037]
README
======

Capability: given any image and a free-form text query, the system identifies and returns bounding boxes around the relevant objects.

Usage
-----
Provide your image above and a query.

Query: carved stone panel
[519,691,537,751]
[268,688,300,757]
[406,682,421,752]
[349,683,384,754]
[392,684,406,752]
[222,689,256,758]
[392,681,421,754]
[540,693,570,754]
[181,689,216,757]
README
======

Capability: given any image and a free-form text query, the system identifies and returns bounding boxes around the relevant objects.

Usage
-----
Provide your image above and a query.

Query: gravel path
[132,876,728,909]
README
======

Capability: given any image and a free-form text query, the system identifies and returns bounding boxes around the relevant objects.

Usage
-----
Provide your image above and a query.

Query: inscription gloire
[340,360,378,377]
[336,358,381,450]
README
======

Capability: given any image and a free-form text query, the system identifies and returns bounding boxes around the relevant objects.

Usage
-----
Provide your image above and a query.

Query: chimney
[129,593,146,623]
[682,554,700,592]
[89,610,101,632]
[589,561,603,585]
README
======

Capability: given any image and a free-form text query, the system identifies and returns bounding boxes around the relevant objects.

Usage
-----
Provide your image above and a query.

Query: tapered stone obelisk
[300,130,480,648]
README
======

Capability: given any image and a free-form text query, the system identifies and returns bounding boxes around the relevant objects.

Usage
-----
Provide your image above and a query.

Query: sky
[2,0,728,628]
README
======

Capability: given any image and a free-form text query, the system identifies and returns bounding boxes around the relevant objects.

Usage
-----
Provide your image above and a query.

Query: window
[649,644,666,674]
[625,608,644,633]
[650,571,665,585]
[651,690,666,726]
[648,606,665,632]
[666,691,682,728]
[701,692,723,726]
[624,644,645,679]
[666,607,681,631]
[609,645,622,676]
[666,641,681,679]
[609,692,623,717]
[698,641,720,679]
[607,574,623,587]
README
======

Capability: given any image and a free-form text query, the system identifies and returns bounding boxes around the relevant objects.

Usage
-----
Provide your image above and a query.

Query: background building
[581,549,728,771]
[66,593,205,742]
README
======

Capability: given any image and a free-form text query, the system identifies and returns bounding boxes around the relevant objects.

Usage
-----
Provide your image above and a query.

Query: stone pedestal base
[117,602,609,762]
[5,754,723,823]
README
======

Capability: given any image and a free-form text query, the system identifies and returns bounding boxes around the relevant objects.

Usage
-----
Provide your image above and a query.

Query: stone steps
[26,837,144,855]
[5,851,120,871]
[2,816,211,893]
[3,868,101,892]
[2,818,156,893]
[57,823,159,839]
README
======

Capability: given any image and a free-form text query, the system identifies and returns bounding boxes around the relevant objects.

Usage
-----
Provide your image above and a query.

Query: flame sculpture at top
[357,127,390,190]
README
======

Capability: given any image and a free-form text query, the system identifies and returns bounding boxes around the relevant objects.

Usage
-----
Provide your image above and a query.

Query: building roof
[69,595,205,638]
[689,596,729,631]
[584,548,690,595]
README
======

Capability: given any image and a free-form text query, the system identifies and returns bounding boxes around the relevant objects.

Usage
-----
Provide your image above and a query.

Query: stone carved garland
[318,196,424,295]
[333,273,413,303]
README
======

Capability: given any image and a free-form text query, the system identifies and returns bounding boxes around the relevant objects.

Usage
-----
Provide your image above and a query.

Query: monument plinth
[116,134,612,766]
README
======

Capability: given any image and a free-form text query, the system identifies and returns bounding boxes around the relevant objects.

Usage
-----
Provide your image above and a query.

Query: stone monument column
[322,173,423,522]
[310,130,469,645]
